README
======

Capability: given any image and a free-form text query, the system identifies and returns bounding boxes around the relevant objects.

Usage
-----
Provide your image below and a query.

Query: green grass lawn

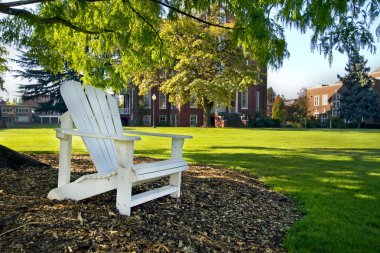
[1,127,380,252]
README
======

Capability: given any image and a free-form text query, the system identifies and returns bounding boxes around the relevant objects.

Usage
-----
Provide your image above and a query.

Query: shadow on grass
[176,145,380,252]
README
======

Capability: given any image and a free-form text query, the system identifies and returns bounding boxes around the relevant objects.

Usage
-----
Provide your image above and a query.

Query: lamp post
[152,93,156,128]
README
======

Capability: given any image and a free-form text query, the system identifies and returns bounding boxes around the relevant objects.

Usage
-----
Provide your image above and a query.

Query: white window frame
[143,90,151,109]
[143,115,151,126]
[190,114,198,127]
[159,91,166,109]
[314,96,319,106]
[256,91,260,111]
[241,89,248,109]
[314,112,319,119]
[322,94,328,106]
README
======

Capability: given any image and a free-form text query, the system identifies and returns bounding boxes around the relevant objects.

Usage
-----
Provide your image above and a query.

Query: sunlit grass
[1,127,380,252]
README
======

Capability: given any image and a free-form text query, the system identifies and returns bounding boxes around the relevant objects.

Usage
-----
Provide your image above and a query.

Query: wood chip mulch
[0,154,301,252]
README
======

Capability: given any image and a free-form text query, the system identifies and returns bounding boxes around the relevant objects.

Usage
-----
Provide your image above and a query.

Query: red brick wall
[307,83,343,116]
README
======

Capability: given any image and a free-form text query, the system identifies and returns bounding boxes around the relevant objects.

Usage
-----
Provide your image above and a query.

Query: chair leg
[116,180,132,216]
[115,140,134,216]
[169,172,182,198]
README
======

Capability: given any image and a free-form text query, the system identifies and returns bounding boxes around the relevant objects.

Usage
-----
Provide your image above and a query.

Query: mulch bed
[0,154,301,252]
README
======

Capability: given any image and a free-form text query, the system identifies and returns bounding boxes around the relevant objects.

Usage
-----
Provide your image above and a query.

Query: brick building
[0,95,61,125]
[307,68,380,124]
[118,72,267,127]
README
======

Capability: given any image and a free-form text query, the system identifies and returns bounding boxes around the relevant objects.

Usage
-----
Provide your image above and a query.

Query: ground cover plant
[1,127,380,252]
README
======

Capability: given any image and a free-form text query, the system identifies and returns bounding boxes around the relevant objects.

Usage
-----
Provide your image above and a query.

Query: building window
[190,115,197,127]
[256,91,260,111]
[241,89,248,109]
[143,115,151,126]
[159,91,166,109]
[170,115,178,126]
[332,93,340,108]
[190,96,197,108]
[321,113,328,123]
[15,116,29,122]
[2,108,13,113]
[322,94,328,105]
[314,96,319,106]
[159,115,167,125]
[143,90,151,109]
[314,112,319,119]
[16,108,29,113]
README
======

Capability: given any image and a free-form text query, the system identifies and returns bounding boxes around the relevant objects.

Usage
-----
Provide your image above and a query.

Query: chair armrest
[124,130,192,139]
[56,128,141,141]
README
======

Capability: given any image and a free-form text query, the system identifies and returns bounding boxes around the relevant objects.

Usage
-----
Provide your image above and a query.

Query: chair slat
[106,94,124,135]
[85,85,117,171]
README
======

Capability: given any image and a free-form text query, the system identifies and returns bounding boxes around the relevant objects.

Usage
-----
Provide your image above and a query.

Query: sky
[1,27,380,100]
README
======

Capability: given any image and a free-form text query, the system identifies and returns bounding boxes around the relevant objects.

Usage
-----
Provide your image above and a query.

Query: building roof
[307,81,342,90]
[369,67,380,79]
[284,99,296,106]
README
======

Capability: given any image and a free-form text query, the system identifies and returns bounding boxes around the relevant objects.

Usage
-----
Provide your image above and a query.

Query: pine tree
[13,51,81,113]
[272,95,286,122]
[338,51,379,128]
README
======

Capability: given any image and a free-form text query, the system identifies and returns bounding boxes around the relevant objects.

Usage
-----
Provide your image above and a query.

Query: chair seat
[75,158,188,183]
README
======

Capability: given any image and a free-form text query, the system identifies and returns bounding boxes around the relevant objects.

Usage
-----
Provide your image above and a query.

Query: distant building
[1,104,34,124]
[0,95,61,125]
[307,68,380,124]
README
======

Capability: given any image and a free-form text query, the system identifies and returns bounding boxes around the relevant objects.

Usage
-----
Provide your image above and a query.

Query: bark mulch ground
[0,154,301,252]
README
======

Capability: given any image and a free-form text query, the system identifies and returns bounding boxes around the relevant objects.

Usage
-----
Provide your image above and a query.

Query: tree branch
[1,7,114,34]
[149,0,244,30]
[0,0,108,9]
[123,0,163,60]
[0,0,51,9]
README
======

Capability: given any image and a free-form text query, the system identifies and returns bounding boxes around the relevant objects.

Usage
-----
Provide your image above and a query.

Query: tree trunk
[202,99,214,127]
[0,144,47,169]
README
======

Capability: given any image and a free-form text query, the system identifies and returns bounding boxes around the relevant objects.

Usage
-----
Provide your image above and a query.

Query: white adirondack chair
[48,81,192,216]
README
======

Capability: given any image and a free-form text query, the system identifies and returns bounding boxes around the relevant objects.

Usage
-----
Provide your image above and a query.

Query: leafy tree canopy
[272,95,286,122]
[133,15,260,126]
[0,0,379,89]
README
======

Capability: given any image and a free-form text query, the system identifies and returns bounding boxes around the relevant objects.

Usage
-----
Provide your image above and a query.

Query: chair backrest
[61,81,124,173]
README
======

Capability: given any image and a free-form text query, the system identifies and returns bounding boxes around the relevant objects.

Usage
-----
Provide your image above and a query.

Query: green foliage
[0,44,9,91]
[134,16,260,126]
[255,112,280,127]
[338,51,379,127]
[292,87,309,127]
[1,0,379,87]
[267,87,276,103]
[272,95,286,122]
[13,50,81,113]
